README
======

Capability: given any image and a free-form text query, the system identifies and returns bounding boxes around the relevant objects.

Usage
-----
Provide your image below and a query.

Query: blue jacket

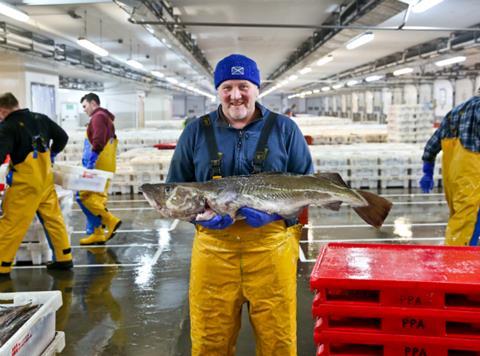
[167,103,314,183]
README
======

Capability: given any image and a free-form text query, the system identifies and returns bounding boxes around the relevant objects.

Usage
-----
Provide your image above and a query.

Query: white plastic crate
[41,332,64,356]
[14,242,51,265]
[0,291,63,356]
[53,164,113,192]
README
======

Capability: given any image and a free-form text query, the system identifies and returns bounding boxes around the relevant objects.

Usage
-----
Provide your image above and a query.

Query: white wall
[433,80,454,118]
[419,84,432,106]
[404,84,418,105]
[365,91,374,114]
[0,51,27,106]
[455,78,474,105]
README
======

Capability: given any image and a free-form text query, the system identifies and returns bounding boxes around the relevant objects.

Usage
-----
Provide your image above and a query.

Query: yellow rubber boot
[104,213,122,242]
[80,227,106,245]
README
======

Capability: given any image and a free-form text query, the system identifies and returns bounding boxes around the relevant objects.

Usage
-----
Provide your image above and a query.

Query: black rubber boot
[46,260,73,270]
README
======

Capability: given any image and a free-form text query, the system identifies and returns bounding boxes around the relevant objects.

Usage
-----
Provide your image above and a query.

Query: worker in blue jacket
[167,54,314,356]
[420,89,480,246]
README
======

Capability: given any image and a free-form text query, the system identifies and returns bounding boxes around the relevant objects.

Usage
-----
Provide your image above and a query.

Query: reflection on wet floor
[0,187,449,355]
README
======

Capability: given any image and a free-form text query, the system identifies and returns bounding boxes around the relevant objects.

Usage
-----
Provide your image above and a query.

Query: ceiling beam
[128,20,480,33]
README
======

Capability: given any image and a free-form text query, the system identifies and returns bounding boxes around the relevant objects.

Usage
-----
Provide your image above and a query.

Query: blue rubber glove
[50,151,57,164]
[238,207,283,228]
[86,151,99,169]
[195,214,234,230]
[419,161,435,193]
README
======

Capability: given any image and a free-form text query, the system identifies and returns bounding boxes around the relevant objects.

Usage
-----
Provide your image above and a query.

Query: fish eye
[164,186,173,194]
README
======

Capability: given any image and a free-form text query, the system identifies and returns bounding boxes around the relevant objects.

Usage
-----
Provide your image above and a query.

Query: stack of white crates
[387,104,435,144]
[0,291,64,356]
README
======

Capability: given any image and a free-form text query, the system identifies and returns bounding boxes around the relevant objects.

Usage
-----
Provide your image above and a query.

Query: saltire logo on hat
[231,66,244,75]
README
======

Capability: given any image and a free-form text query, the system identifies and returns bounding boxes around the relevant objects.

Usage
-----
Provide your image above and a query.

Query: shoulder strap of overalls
[200,114,223,179]
[252,112,277,174]
[20,112,48,158]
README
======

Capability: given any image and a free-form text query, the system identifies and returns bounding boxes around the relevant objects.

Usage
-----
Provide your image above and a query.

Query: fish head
[140,183,206,219]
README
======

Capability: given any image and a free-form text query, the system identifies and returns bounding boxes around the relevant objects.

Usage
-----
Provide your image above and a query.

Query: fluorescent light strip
[317,55,333,66]
[393,67,413,76]
[299,67,312,75]
[435,56,466,67]
[412,0,444,13]
[151,70,164,78]
[0,2,29,22]
[77,37,108,57]
[346,31,374,50]
[332,83,343,90]
[365,74,384,82]
[126,59,143,69]
[321,86,330,92]
[346,80,359,87]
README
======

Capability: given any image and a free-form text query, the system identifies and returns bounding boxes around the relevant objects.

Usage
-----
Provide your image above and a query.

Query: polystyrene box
[53,164,113,192]
[0,291,63,356]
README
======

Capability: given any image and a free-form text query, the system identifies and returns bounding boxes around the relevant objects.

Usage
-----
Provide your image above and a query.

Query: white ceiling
[1,0,479,95]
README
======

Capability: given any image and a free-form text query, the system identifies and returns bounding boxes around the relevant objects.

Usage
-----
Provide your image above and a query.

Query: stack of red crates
[310,243,480,356]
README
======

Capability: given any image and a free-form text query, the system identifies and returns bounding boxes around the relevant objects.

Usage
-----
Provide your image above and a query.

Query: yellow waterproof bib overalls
[0,150,72,273]
[76,136,120,245]
[189,114,303,356]
[441,137,480,245]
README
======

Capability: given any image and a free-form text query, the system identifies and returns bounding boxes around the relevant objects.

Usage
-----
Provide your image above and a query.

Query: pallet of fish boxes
[379,149,410,189]
[310,243,480,356]
[310,147,349,182]
[15,187,73,265]
[348,149,380,189]
[0,291,64,356]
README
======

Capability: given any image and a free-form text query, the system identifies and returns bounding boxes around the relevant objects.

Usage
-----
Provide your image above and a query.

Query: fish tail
[353,190,393,228]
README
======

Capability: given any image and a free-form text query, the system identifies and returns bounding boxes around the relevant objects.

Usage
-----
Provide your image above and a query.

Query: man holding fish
[166,54,314,356]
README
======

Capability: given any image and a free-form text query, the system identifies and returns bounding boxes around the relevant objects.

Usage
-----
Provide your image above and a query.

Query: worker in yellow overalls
[167,54,314,355]
[0,92,73,276]
[76,93,121,245]
[420,89,480,246]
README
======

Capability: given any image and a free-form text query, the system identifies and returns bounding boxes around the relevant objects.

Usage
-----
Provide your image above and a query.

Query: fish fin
[353,190,393,228]
[322,201,342,211]
[315,172,349,187]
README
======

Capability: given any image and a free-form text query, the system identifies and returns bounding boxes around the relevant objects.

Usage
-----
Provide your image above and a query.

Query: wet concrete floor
[0,187,448,355]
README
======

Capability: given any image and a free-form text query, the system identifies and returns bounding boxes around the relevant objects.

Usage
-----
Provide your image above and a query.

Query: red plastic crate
[310,243,480,311]
[316,342,480,356]
[314,325,480,355]
[313,293,480,337]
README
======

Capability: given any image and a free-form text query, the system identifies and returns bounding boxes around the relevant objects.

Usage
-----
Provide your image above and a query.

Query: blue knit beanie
[214,54,261,89]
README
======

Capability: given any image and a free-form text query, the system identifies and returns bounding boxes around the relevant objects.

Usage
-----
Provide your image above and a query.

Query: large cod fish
[141,172,393,228]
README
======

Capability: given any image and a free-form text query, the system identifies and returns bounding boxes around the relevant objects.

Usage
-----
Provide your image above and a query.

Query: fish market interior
[0,0,479,355]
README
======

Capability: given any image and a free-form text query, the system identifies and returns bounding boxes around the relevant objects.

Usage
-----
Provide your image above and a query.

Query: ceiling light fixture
[126,59,143,69]
[316,54,333,66]
[151,70,164,78]
[332,83,343,90]
[346,31,375,50]
[288,74,298,81]
[299,67,312,75]
[412,0,444,13]
[77,37,108,57]
[0,1,29,22]
[435,56,466,67]
[346,80,359,87]
[166,77,178,84]
[393,67,413,76]
[321,86,331,92]
[365,74,384,82]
